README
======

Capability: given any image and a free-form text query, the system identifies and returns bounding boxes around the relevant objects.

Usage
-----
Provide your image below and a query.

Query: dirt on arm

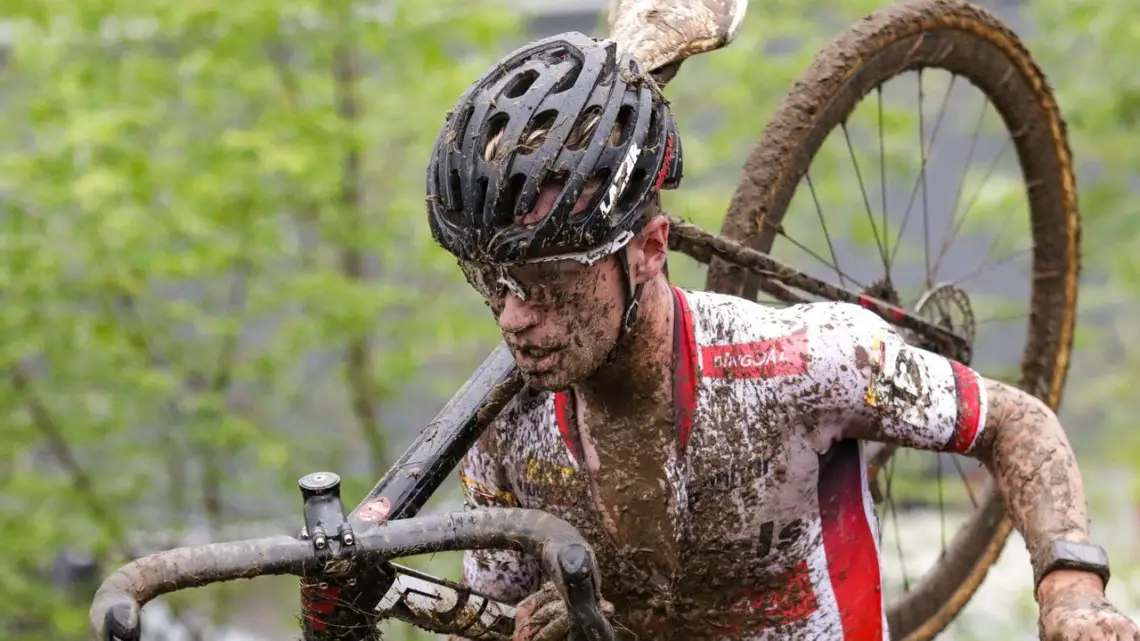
[971,378,1092,564]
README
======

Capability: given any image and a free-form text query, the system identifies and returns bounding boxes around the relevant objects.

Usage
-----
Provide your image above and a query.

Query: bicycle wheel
[702,0,1079,639]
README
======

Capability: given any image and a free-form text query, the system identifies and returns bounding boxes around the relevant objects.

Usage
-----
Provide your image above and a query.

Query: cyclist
[424,33,1139,641]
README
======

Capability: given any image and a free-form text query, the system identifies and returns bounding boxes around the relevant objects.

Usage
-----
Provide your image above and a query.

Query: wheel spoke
[951,456,979,509]
[937,454,947,553]
[920,72,931,286]
[976,312,1030,325]
[888,73,955,272]
[878,86,889,261]
[949,247,1032,286]
[931,96,993,278]
[806,171,858,288]
[842,121,890,278]
[885,456,910,592]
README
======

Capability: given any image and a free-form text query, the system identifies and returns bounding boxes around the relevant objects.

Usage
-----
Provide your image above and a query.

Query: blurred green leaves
[0,0,514,638]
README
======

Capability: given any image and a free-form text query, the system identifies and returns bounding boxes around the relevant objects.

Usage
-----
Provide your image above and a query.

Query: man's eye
[540,263,574,279]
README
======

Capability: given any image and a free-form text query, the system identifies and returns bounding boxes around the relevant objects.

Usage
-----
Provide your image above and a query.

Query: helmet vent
[566,105,603,151]
[520,110,558,155]
[551,61,582,94]
[482,113,511,162]
[498,173,528,225]
[503,69,539,99]
[615,105,635,145]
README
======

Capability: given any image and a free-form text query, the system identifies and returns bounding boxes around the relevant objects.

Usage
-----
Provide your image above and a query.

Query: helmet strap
[615,246,644,346]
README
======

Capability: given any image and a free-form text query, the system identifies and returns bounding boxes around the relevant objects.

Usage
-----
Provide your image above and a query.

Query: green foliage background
[0,0,1136,639]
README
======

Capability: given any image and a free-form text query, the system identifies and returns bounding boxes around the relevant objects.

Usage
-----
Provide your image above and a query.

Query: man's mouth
[513,345,562,370]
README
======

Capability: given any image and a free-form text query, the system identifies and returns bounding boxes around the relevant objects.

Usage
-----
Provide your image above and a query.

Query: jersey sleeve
[809,302,989,455]
[456,427,542,604]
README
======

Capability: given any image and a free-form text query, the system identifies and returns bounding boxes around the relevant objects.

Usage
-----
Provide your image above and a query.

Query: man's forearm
[973,379,1092,560]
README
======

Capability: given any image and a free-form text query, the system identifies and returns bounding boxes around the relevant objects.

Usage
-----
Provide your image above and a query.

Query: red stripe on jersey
[672,287,699,453]
[553,392,580,462]
[819,439,884,640]
[701,329,809,380]
[947,361,983,454]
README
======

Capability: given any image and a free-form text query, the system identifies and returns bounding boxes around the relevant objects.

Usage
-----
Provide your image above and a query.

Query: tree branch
[265,37,321,272]
[332,27,387,475]
[94,256,191,527]
[190,255,252,542]
[9,365,127,553]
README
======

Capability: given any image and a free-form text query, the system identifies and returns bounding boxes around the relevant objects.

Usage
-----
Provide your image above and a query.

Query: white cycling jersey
[458,287,988,640]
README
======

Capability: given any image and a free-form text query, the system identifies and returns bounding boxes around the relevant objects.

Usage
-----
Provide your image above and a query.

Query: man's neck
[569,275,682,560]
[572,275,675,421]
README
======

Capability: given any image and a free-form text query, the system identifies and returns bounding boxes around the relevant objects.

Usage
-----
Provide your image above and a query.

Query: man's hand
[1038,570,1140,640]
[512,581,615,641]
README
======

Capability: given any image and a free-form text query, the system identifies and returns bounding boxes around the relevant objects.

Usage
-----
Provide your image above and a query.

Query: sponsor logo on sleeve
[702,329,810,380]
[864,331,932,426]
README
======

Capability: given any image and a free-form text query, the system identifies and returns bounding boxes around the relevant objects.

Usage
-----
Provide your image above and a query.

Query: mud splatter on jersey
[458,287,988,640]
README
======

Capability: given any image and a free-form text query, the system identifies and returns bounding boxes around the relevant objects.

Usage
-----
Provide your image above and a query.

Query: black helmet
[426,31,683,264]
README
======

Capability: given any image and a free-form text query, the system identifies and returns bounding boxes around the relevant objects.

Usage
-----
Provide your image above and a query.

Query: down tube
[302,342,519,640]
[351,341,519,527]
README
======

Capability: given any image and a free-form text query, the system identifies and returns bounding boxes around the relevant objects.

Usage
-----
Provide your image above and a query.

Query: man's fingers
[516,583,558,619]
[513,606,568,641]
[527,599,566,628]
[528,611,571,641]
[513,612,551,641]
[513,583,564,641]
[1111,616,1140,640]
[514,583,616,641]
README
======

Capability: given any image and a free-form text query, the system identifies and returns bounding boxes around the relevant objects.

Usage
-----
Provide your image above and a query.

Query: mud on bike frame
[89,226,970,641]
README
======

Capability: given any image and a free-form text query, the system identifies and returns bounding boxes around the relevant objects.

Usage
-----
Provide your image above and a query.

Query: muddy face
[487,255,625,391]
[457,174,636,391]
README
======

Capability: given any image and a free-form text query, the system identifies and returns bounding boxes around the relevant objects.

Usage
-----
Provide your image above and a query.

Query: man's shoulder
[679,289,878,343]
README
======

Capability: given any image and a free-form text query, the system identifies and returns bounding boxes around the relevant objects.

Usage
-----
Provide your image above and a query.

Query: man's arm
[446,429,542,641]
[971,379,1100,600]
[809,303,1100,597]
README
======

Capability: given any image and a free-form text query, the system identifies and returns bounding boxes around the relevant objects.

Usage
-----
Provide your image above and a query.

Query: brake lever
[555,543,616,641]
[103,602,138,641]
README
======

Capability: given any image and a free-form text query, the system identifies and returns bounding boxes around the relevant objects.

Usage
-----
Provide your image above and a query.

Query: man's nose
[498,293,540,334]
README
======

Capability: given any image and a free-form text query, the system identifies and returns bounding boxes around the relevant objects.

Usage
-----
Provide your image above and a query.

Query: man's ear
[632,216,670,284]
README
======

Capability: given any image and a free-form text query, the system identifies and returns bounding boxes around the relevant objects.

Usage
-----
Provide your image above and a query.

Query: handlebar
[90,508,614,641]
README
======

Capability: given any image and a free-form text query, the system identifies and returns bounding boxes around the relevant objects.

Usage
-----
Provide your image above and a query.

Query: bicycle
[90,0,1080,639]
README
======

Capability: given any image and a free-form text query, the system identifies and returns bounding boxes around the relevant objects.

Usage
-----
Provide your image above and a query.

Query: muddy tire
[702,0,1080,638]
